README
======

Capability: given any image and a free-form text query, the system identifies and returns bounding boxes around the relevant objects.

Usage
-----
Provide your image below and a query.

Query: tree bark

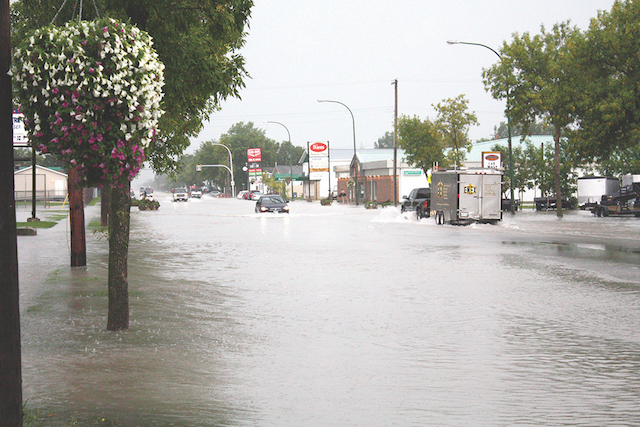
[554,127,563,218]
[100,186,110,227]
[68,168,87,267]
[0,0,23,423]
[107,182,131,331]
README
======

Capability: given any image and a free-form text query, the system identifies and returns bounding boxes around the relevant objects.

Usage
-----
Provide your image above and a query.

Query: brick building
[337,149,429,204]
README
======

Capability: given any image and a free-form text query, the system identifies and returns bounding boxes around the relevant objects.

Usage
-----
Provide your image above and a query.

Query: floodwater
[17,195,640,426]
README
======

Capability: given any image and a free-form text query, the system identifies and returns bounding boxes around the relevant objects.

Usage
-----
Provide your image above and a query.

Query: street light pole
[447,40,516,214]
[211,143,235,197]
[317,99,359,206]
[265,121,294,200]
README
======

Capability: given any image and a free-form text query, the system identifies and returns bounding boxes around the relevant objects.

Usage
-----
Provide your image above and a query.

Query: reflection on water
[18,198,640,426]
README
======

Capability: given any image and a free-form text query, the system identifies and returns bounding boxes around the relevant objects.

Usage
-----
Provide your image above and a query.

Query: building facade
[14,165,68,201]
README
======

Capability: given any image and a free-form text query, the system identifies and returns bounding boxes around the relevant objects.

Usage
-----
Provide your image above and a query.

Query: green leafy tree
[483,23,583,217]
[11,1,253,331]
[176,125,304,194]
[276,140,305,166]
[261,173,286,197]
[433,95,478,167]
[492,120,555,139]
[397,115,444,172]
[11,0,253,175]
[491,139,576,198]
[595,143,640,177]
[571,0,640,162]
[12,18,165,331]
[375,131,394,149]
[490,143,528,196]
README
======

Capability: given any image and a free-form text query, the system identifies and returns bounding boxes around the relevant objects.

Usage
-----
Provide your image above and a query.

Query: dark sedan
[255,195,290,213]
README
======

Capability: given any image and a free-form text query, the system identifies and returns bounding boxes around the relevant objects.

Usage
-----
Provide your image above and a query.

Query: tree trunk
[101,186,110,227]
[0,0,23,423]
[107,182,131,331]
[68,168,87,267]
[554,127,563,218]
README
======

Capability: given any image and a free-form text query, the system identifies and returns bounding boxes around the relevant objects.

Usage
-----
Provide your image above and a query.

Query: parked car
[250,191,264,201]
[190,189,202,198]
[255,195,289,213]
[243,190,260,200]
[501,197,520,212]
[401,187,430,219]
[172,187,189,202]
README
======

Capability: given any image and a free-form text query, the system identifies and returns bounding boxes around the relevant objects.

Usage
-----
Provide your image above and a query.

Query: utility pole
[69,169,87,267]
[1,0,24,423]
[392,79,398,206]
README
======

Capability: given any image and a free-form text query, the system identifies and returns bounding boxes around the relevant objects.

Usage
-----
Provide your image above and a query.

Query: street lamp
[447,40,515,214]
[202,142,235,197]
[317,99,359,206]
[265,121,295,200]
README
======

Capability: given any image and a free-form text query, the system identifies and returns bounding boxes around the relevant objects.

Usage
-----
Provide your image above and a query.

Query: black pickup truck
[401,187,430,219]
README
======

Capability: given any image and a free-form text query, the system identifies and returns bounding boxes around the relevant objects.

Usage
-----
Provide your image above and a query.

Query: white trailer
[430,169,503,225]
[577,176,620,208]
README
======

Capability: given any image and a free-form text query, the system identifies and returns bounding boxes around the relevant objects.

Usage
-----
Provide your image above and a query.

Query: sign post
[308,141,330,198]
[246,148,262,191]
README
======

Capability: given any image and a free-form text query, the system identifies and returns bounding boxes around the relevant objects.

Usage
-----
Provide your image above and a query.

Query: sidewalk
[15,203,101,306]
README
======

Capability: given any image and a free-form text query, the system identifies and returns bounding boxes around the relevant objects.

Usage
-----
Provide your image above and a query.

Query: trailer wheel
[596,206,602,217]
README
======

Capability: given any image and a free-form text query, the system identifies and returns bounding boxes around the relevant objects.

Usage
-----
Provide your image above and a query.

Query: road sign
[13,112,29,146]
[247,148,262,163]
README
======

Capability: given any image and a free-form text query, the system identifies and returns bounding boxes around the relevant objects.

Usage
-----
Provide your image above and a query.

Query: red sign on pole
[247,148,262,163]
[309,142,328,156]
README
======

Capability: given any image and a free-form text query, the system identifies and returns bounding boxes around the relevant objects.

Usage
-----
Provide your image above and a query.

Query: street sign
[482,151,502,169]
[309,142,328,156]
[13,111,29,147]
[308,141,330,180]
[247,148,262,163]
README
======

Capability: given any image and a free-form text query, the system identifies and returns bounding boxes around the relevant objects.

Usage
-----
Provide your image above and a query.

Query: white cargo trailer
[430,169,503,225]
[577,176,620,208]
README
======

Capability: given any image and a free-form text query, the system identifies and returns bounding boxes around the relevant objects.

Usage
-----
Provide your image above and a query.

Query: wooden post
[68,168,87,267]
[0,0,23,423]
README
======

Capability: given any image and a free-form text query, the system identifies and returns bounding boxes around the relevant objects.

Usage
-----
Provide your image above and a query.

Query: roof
[467,135,556,162]
[14,165,68,177]
[300,147,394,163]
[354,149,407,164]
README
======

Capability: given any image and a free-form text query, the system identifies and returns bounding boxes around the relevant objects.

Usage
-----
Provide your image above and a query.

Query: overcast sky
[189,0,616,154]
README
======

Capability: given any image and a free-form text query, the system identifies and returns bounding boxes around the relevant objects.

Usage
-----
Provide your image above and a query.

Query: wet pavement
[16,196,640,426]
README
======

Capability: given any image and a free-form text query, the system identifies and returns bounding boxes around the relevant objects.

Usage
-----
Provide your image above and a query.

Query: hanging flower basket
[11,18,165,188]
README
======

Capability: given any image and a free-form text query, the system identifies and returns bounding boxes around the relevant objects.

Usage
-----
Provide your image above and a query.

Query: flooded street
[18,195,640,426]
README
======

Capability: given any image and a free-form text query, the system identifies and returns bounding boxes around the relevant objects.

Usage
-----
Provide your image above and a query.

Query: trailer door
[459,173,482,220]
[481,174,502,220]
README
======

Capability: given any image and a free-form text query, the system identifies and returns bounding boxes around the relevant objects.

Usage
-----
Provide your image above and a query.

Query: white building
[14,165,68,201]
